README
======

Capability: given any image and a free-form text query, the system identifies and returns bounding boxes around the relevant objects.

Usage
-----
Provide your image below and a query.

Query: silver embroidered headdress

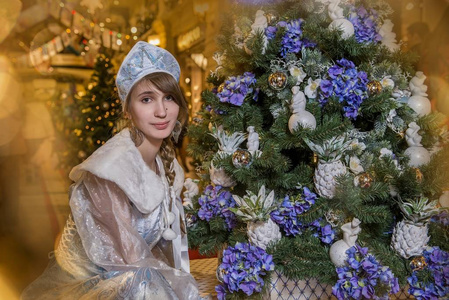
[116,41,181,102]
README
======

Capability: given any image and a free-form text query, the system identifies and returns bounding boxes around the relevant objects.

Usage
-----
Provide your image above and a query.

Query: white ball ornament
[439,191,449,208]
[289,111,317,131]
[408,95,431,117]
[404,146,431,167]
[329,19,355,39]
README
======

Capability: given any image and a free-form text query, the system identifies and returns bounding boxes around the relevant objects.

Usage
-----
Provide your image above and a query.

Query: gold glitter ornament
[410,256,427,271]
[358,172,374,188]
[217,82,225,93]
[268,71,287,90]
[264,12,277,24]
[367,80,382,95]
[232,149,253,168]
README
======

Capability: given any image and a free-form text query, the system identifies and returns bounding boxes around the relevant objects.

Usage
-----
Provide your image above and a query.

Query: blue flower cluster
[270,187,318,236]
[217,72,258,106]
[348,6,382,44]
[264,19,314,57]
[408,246,449,299]
[432,210,449,226]
[333,245,399,300]
[215,242,275,299]
[319,58,368,119]
[197,185,237,230]
[310,218,336,244]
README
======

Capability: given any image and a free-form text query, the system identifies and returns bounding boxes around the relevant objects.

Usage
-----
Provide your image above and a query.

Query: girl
[22,42,199,299]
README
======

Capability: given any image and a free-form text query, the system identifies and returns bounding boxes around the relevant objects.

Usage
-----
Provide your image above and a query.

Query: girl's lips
[152,122,170,130]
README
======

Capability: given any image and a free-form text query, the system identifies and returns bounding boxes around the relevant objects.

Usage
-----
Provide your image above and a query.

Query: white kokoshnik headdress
[116,41,181,102]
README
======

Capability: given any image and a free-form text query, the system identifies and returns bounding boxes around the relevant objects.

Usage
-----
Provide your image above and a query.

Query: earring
[171,120,182,143]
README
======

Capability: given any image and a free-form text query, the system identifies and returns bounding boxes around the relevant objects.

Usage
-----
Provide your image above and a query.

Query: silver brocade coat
[22,129,199,300]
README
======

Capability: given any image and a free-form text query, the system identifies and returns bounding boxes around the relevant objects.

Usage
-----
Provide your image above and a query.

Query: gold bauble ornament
[268,71,287,90]
[358,172,374,188]
[410,256,427,271]
[217,82,225,93]
[367,80,382,95]
[264,12,277,24]
[413,167,424,183]
[232,149,253,168]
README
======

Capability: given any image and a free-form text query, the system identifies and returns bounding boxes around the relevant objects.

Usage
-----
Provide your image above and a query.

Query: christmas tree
[61,50,121,171]
[184,0,449,299]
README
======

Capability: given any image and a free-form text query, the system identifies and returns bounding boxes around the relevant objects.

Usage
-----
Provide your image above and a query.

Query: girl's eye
[165,95,174,101]
[141,97,152,103]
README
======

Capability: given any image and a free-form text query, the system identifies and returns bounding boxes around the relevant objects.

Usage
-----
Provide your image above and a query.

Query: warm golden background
[0,0,448,299]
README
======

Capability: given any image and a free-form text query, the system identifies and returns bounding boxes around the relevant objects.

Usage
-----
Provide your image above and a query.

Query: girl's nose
[154,101,167,118]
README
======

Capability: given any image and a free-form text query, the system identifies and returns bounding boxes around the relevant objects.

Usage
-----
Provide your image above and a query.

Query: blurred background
[0,0,448,299]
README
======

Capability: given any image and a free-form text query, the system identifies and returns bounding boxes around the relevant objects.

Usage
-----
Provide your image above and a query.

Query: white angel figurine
[405,122,423,147]
[329,218,362,266]
[247,126,260,155]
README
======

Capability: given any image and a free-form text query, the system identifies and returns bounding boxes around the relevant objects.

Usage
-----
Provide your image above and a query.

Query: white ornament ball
[329,19,355,40]
[288,111,316,132]
[298,111,316,130]
[408,95,431,117]
[404,146,431,167]
[329,240,351,267]
[439,191,449,208]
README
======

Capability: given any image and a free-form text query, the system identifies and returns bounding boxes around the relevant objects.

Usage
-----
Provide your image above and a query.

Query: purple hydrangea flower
[217,72,257,106]
[197,185,237,230]
[333,245,400,300]
[318,58,368,119]
[265,26,277,40]
[432,210,449,226]
[280,19,315,57]
[348,6,382,44]
[408,247,449,299]
[270,187,318,236]
[310,219,336,244]
[216,242,275,298]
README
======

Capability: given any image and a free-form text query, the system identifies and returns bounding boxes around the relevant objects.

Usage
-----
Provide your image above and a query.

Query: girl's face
[128,80,180,143]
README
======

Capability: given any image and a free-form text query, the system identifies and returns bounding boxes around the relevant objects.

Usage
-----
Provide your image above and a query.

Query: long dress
[21,129,199,299]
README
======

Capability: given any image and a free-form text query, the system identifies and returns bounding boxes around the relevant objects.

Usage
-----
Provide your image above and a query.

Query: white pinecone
[314,160,347,199]
[247,219,281,250]
[391,220,429,259]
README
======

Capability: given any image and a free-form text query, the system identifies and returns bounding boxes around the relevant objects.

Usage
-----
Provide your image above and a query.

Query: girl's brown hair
[123,72,187,185]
